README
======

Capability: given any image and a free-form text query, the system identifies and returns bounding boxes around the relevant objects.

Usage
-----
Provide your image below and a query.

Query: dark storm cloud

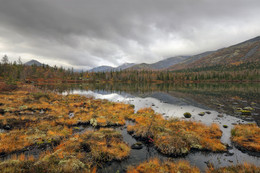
[0,0,259,69]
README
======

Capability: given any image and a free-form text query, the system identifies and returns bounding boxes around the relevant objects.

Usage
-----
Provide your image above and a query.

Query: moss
[239,110,251,115]
[198,112,205,116]
[223,125,228,128]
[183,112,192,118]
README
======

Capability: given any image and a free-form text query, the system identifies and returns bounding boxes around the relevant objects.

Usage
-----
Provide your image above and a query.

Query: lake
[37,82,260,172]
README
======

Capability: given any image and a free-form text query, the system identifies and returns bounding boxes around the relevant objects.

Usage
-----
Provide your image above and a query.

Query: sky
[0,0,259,70]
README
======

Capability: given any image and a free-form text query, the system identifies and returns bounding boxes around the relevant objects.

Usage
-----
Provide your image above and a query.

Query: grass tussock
[0,121,72,154]
[0,84,234,172]
[127,108,226,156]
[0,128,129,173]
[0,153,96,173]
[0,88,134,127]
[55,128,130,163]
[207,163,260,173]
[127,158,200,173]
[231,124,260,152]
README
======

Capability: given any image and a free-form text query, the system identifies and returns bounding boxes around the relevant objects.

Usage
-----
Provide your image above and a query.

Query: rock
[206,111,211,114]
[131,142,143,150]
[151,103,155,106]
[218,114,224,118]
[223,125,228,128]
[183,112,192,118]
[69,112,75,118]
[243,107,254,111]
[198,112,205,116]
[240,110,251,116]
[225,152,234,156]
[217,104,224,107]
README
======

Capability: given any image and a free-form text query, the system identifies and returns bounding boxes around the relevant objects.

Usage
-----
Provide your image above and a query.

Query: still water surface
[39,83,260,172]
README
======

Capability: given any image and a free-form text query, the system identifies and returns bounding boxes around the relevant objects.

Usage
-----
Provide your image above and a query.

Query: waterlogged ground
[62,88,260,172]
[1,83,259,172]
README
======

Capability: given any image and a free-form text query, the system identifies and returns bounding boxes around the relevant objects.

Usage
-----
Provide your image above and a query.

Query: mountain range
[25,60,42,66]
[167,36,260,71]
[89,36,259,72]
[89,63,136,72]
[25,36,259,72]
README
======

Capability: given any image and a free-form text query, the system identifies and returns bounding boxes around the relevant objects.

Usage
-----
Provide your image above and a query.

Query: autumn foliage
[207,163,260,173]
[127,108,226,156]
[0,84,259,172]
[127,158,200,173]
[231,124,260,152]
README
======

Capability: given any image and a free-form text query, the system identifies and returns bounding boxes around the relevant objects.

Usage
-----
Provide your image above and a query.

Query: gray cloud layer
[0,0,260,69]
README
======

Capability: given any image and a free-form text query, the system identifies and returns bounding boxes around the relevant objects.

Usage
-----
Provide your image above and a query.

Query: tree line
[0,55,259,84]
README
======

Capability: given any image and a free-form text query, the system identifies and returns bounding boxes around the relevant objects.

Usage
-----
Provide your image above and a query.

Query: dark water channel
[36,83,260,172]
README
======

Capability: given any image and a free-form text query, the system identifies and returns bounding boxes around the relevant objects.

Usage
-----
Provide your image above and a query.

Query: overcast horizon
[0,0,260,70]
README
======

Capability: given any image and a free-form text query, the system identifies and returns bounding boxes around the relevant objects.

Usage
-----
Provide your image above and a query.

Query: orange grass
[231,124,260,152]
[0,89,134,127]
[55,128,130,163]
[0,121,72,154]
[207,163,260,173]
[127,158,200,173]
[127,108,226,155]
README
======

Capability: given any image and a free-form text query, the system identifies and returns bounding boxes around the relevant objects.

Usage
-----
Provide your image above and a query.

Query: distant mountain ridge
[25,60,42,66]
[129,56,189,70]
[89,66,114,72]
[167,36,260,71]
[89,63,136,72]
[25,36,260,72]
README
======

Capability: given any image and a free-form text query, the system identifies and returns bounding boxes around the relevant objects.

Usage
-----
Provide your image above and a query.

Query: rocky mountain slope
[167,36,260,71]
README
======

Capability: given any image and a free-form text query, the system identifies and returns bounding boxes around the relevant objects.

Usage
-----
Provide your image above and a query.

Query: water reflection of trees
[36,83,259,101]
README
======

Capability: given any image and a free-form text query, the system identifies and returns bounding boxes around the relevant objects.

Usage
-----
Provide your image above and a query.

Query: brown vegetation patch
[127,158,200,173]
[231,124,260,153]
[207,163,260,173]
[127,108,226,156]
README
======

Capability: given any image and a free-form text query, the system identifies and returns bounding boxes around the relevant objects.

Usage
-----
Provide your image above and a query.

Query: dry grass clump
[127,158,200,173]
[231,124,260,152]
[55,128,130,164]
[0,128,129,173]
[0,88,134,127]
[0,121,72,154]
[127,108,226,156]
[0,153,95,173]
[207,163,260,173]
